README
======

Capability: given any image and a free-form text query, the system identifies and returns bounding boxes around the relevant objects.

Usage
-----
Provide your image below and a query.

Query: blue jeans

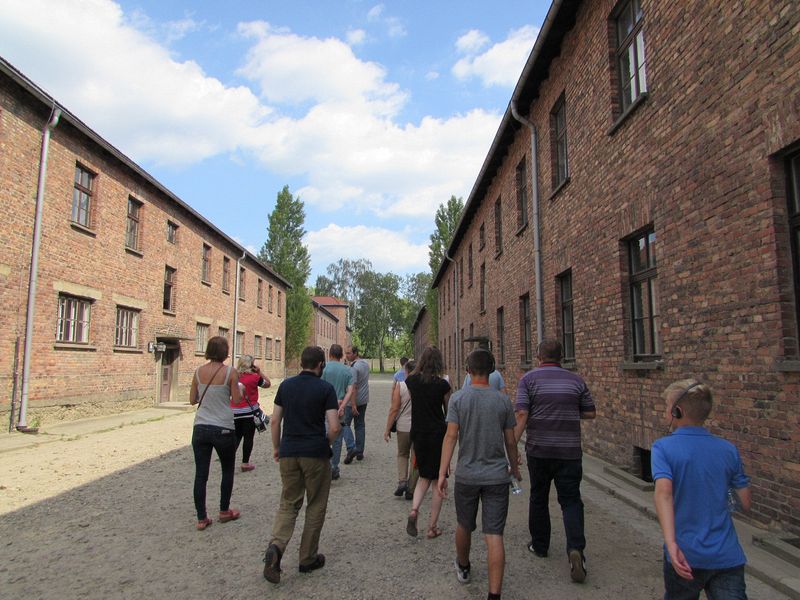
[341,404,367,454]
[330,421,346,472]
[192,424,237,520]
[663,559,747,600]
[527,456,585,555]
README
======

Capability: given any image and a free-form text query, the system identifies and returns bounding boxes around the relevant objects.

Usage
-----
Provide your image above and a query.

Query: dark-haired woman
[189,336,241,530]
[405,347,451,539]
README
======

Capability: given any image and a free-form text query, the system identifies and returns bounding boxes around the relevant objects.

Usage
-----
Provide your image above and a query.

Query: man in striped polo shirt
[514,339,596,584]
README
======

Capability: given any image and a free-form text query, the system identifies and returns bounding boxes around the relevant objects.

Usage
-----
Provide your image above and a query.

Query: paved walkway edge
[583,453,800,600]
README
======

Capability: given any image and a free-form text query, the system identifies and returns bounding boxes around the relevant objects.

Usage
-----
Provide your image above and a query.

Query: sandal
[426,525,443,539]
[219,509,241,523]
[196,517,212,531]
[406,509,418,537]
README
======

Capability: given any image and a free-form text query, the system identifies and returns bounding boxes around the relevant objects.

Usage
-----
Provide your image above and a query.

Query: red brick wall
[436,1,800,532]
[0,74,288,424]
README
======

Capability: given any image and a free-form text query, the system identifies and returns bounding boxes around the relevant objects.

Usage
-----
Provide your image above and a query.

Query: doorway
[158,343,179,404]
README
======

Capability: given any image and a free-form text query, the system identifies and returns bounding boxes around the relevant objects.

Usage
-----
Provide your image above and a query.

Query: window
[71,164,95,228]
[222,257,231,293]
[238,267,246,301]
[459,257,464,297]
[201,244,211,283]
[166,220,178,244]
[56,295,91,343]
[218,326,229,342]
[125,197,142,251]
[268,285,274,312]
[277,291,282,316]
[114,306,139,348]
[266,337,273,359]
[254,335,263,358]
[275,339,281,360]
[468,243,473,287]
[480,262,486,313]
[788,152,800,339]
[479,223,485,250]
[615,0,647,112]
[235,331,244,357]
[496,307,505,366]
[551,95,569,189]
[257,279,263,308]
[195,323,209,353]
[558,271,575,361]
[163,266,176,312]
[628,230,660,359]
[520,294,532,364]
[494,197,503,254]
[516,157,528,229]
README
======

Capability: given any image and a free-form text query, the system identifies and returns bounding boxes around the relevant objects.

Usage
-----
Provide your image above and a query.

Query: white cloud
[346,28,366,46]
[306,224,428,275]
[365,4,405,39]
[455,29,489,54]
[425,70,439,81]
[452,25,538,87]
[367,4,384,21]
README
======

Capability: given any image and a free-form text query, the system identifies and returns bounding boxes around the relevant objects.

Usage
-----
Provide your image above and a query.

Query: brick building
[311,296,350,352]
[433,1,799,533]
[0,57,290,427]
[411,306,430,361]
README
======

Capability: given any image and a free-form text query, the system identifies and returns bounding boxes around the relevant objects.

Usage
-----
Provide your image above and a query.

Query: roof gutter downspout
[511,102,544,344]
[444,250,461,387]
[233,250,247,357]
[18,106,61,432]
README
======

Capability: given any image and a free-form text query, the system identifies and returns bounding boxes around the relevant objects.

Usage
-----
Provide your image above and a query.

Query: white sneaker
[454,559,471,584]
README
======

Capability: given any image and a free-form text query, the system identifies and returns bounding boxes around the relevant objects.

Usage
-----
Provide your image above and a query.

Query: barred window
[222,257,231,293]
[201,244,211,283]
[496,307,505,366]
[218,326,229,342]
[235,331,244,357]
[558,271,575,361]
[115,306,139,348]
[520,293,532,364]
[163,266,176,312]
[266,337,273,359]
[628,230,660,359]
[56,295,91,343]
[195,323,209,353]
[551,95,569,189]
[275,339,282,360]
[257,279,263,308]
[268,285,274,312]
[516,157,528,229]
[254,335,263,358]
[166,220,178,244]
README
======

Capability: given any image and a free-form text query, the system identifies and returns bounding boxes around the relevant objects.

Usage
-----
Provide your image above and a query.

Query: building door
[159,347,178,403]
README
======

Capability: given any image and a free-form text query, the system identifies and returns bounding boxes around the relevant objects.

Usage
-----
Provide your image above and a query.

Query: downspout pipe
[233,250,247,356]
[510,101,544,344]
[18,106,61,432]
[444,251,461,387]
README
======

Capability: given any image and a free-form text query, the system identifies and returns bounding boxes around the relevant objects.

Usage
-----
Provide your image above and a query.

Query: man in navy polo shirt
[263,346,340,585]
[514,339,595,584]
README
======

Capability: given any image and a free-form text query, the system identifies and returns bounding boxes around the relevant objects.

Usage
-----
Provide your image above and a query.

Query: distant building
[0,57,290,426]
[434,1,800,534]
[411,306,430,361]
[311,296,350,351]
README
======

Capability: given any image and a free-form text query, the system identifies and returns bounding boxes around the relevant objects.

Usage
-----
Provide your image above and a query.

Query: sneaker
[454,559,471,584]
[404,489,413,501]
[343,449,357,465]
[568,549,586,583]
[527,542,547,558]
[356,453,364,461]
[299,553,326,573]
[394,482,407,497]
[331,469,340,481]
[263,544,283,584]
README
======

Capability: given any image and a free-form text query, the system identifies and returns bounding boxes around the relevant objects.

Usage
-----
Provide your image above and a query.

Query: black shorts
[454,481,509,535]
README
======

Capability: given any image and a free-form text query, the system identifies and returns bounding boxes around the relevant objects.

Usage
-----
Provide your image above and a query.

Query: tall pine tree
[259,185,312,361]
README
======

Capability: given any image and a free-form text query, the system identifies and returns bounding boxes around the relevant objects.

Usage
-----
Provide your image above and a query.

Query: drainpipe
[232,250,247,357]
[18,106,61,432]
[511,102,544,343]
[444,251,461,387]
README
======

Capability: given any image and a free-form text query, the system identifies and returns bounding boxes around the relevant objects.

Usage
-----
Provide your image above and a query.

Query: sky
[0,0,550,283]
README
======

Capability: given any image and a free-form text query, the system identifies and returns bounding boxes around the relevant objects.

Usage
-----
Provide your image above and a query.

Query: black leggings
[235,417,256,463]
[192,425,237,520]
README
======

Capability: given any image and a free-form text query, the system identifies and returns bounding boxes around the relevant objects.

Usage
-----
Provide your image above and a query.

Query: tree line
[259,185,463,371]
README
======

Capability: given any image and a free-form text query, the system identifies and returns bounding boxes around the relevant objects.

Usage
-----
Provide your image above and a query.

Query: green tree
[356,270,403,371]
[259,185,312,361]
[319,258,372,327]
[427,195,464,343]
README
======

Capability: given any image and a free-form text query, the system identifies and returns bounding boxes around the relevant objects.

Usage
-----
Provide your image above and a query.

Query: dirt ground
[0,375,789,600]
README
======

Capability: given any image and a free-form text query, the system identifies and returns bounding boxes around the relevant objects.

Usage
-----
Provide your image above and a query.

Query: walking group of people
[190,334,753,600]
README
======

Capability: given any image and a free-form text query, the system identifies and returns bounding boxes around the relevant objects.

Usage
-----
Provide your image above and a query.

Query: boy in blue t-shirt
[651,379,751,600]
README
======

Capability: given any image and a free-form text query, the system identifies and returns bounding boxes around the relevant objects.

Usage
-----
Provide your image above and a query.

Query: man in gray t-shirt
[439,349,519,597]
[343,345,370,463]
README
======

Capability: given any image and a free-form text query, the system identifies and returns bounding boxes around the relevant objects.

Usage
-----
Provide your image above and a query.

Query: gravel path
[0,375,788,599]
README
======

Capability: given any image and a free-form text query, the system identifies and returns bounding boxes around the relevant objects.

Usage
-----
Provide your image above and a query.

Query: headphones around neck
[670,381,702,419]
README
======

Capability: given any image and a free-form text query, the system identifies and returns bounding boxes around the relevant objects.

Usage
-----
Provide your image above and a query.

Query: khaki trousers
[270,456,332,566]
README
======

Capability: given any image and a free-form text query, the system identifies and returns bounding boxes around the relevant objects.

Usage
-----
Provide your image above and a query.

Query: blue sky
[0,0,549,282]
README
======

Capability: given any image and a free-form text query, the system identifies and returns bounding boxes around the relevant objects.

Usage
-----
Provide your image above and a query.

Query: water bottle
[727,488,741,513]
[510,476,523,495]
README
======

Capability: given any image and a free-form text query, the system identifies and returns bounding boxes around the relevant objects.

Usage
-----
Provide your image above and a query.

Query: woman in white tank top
[189,336,241,530]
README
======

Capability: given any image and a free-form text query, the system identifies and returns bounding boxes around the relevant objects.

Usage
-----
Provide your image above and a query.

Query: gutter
[232,250,247,357]
[510,102,544,343]
[18,105,61,432]
[444,251,461,386]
